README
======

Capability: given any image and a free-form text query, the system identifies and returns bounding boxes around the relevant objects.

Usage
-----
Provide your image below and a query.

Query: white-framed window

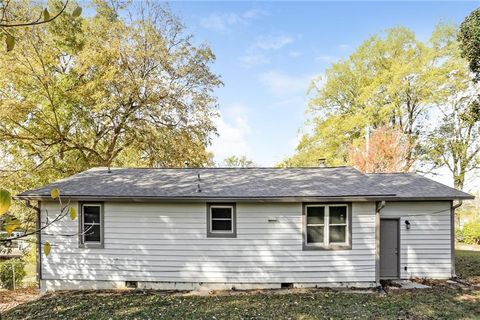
[304,203,351,250]
[79,203,104,248]
[207,204,236,238]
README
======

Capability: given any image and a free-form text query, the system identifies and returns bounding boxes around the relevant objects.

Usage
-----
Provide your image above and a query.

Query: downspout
[375,201,386,286]
[451,200,463,278]
[25,200,42,289]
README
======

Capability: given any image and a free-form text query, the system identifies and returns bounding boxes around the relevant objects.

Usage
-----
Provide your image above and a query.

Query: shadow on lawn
[3,286,480,320]
[3,250,480,319]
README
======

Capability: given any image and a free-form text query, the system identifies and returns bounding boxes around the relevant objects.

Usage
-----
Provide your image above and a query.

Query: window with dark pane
[329,206,347,224]
[306,206,325,244]
[304,204,350,249]
[329,226,346,243]
[212,219,232,231]
[329,206,347,244]
[84,205,100,223]
[212,207,232,219]
[210,207,233,232]
[82,204,102,244]
[306,206,324,224]
[84,224,101,242]
[307,226,324,243]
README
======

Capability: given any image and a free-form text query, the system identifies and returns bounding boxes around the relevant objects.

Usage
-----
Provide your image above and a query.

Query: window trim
[206,203,237,238]
[302,202,352,250]
[78,202,104,248]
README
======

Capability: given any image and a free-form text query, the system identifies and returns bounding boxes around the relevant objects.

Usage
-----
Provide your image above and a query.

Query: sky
[165,1,479,190]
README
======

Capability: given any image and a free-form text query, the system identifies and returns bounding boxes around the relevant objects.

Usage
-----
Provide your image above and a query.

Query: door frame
[379,218,401,279]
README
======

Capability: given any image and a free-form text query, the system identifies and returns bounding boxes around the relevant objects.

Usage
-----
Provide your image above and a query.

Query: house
[16,167,473,292]
[0,231,29,261]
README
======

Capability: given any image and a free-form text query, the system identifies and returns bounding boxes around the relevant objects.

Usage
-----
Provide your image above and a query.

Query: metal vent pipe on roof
[318,158,326,167]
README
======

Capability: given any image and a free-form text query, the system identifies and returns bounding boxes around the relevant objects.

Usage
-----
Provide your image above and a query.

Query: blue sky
[168,1,479,173]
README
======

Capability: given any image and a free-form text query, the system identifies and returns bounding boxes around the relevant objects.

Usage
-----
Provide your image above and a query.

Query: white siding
[380,201,452,279]
[40,201,376,286]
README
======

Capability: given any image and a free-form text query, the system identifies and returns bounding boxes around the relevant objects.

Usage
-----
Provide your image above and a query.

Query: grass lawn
[2,250,479,320]
[456,249,480,283]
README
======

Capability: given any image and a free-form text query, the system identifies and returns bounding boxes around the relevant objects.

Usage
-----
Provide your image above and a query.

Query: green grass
[456,249,480,282]
[3,288,480,320]
[3,250,480,320]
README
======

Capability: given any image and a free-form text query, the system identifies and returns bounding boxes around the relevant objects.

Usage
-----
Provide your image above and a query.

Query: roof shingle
[16,167,473,201]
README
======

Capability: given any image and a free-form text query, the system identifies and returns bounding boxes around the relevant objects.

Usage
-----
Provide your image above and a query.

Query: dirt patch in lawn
[0,288,39,313]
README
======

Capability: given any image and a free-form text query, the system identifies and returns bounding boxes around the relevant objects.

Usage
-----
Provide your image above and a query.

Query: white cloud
[200,13,244,31]
[209,104,252,162]
[258,71,314,97]
[239,53,270,66]
[289,51,303,58]
[200,9,267,32]
[240,34,298,67]
[315,55,338,63]
[338,44,350,50]
[242,8,268,19]
[255,35,295,50]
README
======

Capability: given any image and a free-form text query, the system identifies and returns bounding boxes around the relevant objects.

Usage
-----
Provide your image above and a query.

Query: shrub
[462,222,480,245]
[455,227,464,242]
[0,258,26,290]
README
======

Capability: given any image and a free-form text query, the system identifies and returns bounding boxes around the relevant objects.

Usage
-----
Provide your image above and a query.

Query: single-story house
[16,166,473,292]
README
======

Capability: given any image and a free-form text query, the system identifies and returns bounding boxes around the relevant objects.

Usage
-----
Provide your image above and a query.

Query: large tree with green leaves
[0,0,221,193]
[459,7,480,81]
[284,25,470,170]
[426,86,480,190]
[0,0,82,52]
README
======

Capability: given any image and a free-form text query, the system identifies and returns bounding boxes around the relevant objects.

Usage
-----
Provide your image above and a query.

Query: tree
[426,85,480,190]
[0,187,79,258]
[222,155,256,168]
[0,0,82,51]
[459,8,480,81]
[348,126,413,173]
[0,0,221,195]
[284,25,469,169]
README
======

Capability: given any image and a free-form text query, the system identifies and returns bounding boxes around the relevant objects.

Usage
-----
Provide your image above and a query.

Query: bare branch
[0,1,69,28]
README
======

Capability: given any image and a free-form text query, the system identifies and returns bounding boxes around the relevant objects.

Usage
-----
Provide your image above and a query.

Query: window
[79,203,104,248]
[303,203,351,250]
[207,204,236,238]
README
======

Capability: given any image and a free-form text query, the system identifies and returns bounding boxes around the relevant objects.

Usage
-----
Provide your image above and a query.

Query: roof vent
[317,158,326,167]
[196,183,202,193]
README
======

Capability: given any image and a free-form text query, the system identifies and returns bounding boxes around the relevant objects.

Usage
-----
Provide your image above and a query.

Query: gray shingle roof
[367,172,473,200]
[16,167,473,201]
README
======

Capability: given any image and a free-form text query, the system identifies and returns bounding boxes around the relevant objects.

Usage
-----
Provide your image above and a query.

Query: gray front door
[380,219,399,279]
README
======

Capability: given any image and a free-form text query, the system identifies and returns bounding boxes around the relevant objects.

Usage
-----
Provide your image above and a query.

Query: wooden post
[12,262,16,290]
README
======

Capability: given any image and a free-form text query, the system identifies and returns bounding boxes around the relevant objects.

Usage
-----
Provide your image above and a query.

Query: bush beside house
[0,258,26,290]
[461,222,480,245]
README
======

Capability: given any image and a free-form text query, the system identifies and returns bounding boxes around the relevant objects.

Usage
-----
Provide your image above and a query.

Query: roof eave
[14,194,473,202]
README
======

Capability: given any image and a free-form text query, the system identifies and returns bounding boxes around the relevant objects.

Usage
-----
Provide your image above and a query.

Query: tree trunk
[454,168,465,190]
